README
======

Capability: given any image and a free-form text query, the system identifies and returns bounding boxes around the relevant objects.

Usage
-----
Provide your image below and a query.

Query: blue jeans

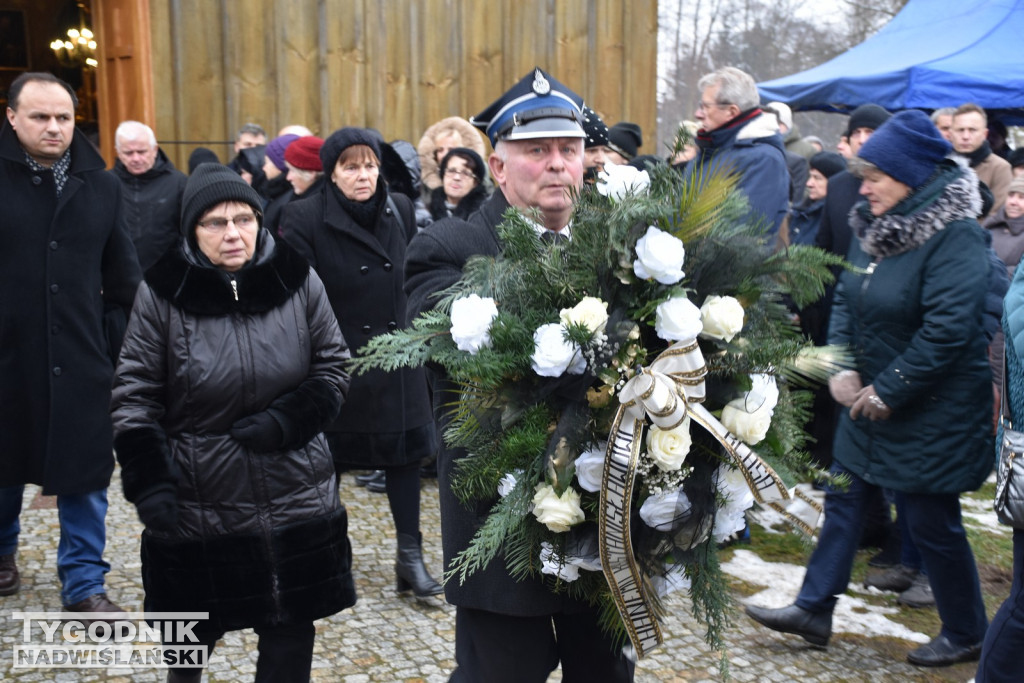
[798,464,987,646]
[977,528,1024,682]
[0,485,111,605]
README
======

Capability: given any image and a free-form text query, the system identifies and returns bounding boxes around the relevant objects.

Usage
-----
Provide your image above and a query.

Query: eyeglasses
[445,169,476,180]
[197,213,258,232]
[696,100,731,112]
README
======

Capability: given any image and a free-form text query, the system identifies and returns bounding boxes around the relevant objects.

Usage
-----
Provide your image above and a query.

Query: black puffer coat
[111,233,355,632]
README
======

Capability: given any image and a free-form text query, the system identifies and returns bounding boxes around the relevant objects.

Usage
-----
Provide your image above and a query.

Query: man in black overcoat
[0,73,140,613]
[405,67,635,683]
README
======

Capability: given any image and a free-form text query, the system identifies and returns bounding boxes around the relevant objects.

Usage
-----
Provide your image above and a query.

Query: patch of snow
[722,549,930,643]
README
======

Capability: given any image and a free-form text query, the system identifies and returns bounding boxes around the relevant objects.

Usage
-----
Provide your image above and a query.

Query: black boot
[395,532,443,597]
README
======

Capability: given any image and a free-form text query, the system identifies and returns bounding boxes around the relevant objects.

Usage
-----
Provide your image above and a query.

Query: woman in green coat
[746,110,991,668]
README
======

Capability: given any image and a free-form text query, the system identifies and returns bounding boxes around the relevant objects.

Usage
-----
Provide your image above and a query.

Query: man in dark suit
[405,67,635,683]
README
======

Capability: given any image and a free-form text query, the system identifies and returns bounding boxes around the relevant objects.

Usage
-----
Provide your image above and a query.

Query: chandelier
[50,24,98,68]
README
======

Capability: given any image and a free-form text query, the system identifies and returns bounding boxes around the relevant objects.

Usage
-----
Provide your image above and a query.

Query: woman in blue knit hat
[746,110,992,668]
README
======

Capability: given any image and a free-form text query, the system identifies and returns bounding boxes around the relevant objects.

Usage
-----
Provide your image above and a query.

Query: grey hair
[115,120,156,150]
[235,122,266,141]
[930,107,956,124]
[698,67,759,111]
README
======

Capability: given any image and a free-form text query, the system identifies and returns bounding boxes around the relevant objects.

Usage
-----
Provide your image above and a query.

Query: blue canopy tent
[757,0,1024,121]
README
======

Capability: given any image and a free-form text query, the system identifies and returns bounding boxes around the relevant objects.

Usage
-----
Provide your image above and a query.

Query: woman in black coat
[427,147,490,221]
[281,127,443,597]
[111,163,355,682]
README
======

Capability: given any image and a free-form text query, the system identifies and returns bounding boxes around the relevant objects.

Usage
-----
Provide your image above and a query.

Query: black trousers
[166,621,316,683]
[449,606,635,683]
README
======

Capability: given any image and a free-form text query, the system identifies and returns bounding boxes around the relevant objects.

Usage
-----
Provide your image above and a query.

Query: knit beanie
[284,135,325,172]
[1009,176,1024,196]
[857,110,952,189]
[581,106,609,149]
[808,151,846,179]
[181,162,264,237]
[846,104,890,137]
[765,102,793,130]
[607,121,643,160]
[320,127,382,172]
[440,147,486,184]
[1009,147,1024,171]
[265,134,301,173]
[187,147,220,175]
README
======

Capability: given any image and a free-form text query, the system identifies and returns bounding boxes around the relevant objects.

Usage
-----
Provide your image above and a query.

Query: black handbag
[995,350,1024,528]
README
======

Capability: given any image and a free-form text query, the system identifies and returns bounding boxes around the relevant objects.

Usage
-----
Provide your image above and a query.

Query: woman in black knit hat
[428,147,490,221]
[788,151,846,246]
[280,127,444,598]
[111,163,355,682]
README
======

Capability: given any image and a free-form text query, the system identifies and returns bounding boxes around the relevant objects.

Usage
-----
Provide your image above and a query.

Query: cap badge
[532,69,551,96]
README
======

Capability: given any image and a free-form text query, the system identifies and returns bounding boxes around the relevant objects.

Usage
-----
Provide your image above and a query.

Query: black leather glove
[134,483,178,532]
[231,410,286,453]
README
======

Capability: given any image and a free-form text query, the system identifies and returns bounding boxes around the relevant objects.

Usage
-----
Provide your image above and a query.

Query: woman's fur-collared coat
[111,234,355,632]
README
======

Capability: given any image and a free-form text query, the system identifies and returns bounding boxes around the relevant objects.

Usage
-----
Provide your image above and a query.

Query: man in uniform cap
[405,67,635,683]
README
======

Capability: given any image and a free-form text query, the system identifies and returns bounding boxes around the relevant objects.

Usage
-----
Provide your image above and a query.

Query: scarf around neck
[851,163,981,259]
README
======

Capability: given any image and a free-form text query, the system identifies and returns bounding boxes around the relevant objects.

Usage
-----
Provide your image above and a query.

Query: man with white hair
[111,120,187,270]
[686,66,789,235]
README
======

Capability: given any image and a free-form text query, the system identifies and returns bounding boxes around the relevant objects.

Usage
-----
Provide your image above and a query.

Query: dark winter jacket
[828,162,993,494]
[0,121,140,495]
[405,191,598,616]
[110,148,187,271]
[685,110,789,234]
[281,183,435,467]
[427,183,490,222]
[110,233,355,632]
[788,198,825,246]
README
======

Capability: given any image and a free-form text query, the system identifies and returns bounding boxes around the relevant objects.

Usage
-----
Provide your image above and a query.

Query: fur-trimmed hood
[851,160,983,259]
[144,232,310,316]
[417,117,488,191]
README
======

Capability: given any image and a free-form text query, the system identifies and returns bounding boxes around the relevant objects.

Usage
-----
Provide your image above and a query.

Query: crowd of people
[1,63,1022,682]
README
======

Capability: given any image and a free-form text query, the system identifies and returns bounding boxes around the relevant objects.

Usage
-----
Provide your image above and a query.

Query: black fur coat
[111,234,356,631]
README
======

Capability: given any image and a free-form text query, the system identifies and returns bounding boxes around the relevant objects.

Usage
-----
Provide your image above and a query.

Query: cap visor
[502,117,585,141]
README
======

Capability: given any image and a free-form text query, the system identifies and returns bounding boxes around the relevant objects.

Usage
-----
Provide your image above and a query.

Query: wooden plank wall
[149,0,658,171]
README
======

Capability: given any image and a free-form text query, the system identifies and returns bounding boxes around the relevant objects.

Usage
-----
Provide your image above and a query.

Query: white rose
[720,374,778,445]
[745,374,779,414]
[596,162,651,201]
[654,297,703,342]
[531,323,587,377]
[559,296,609,334]
[639,489,694,532]
[539,542,581,582]
[449,294,499,354]
[720,398,773,445]
[650,564,691,598]
[497,471,521,498]
[646,420,692,472]
[713,464,755,542]
[532,484,586,533]
[699,295,744,342]
[633,226,685,285]
[574,445,606,492]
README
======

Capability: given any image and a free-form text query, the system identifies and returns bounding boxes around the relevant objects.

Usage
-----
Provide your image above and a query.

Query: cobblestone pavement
[1,471,979,682]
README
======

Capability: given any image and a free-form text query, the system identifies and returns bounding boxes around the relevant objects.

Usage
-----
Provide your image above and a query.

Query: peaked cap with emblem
[470,67,586,146]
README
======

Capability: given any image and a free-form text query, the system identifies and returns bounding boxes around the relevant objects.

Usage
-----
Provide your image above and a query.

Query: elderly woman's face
[195,201,259,272]
[859,167,911,216]
[442,156,477,203]
[806,168,828,202]
[286,163,318,195]
[332,153,380,202]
